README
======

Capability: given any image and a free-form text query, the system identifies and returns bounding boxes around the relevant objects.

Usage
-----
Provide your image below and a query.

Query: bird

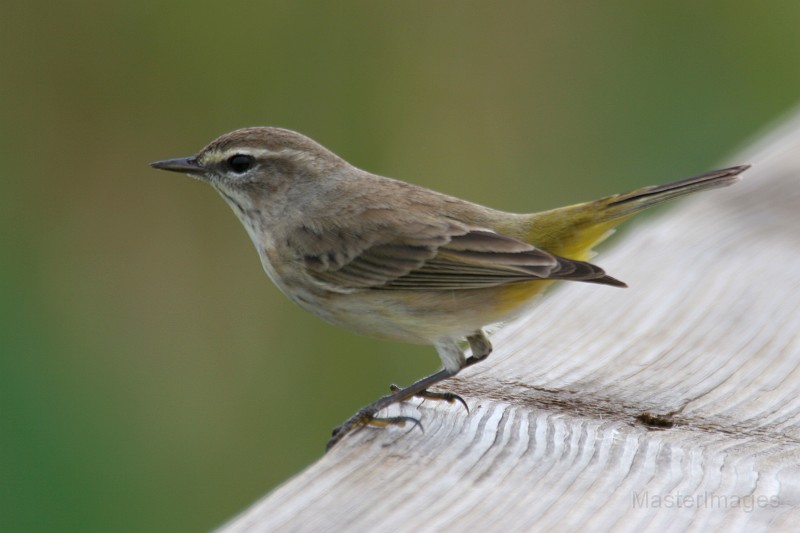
[150,126,749,450]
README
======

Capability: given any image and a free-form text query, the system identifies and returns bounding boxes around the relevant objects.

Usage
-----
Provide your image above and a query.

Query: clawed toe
[390,384,469,412]
[326,368,470,452]
[366,415,423,431]
[327,408,423,451]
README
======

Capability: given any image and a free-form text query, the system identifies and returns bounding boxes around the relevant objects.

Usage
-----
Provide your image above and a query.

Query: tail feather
[524,164,750,260]
[604,164,749,217]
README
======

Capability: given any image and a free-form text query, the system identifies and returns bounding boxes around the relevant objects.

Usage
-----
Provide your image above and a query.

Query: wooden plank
[218,111,800,532]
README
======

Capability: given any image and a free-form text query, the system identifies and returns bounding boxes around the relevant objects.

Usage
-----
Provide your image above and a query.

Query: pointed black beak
[149,157,203,175]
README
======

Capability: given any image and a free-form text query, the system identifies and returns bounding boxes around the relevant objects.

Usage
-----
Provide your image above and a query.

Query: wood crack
[439,376,800,446]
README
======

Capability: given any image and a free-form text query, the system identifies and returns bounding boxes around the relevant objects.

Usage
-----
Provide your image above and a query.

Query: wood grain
[219,111,800,532]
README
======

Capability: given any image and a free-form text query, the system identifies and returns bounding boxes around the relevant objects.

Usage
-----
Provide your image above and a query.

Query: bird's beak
[149,157,204,175]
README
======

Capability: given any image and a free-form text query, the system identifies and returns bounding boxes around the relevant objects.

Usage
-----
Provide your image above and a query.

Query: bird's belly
[293,282,554,345]
[258,245,555,344]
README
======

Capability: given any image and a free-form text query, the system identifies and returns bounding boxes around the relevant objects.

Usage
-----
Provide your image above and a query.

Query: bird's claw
[389,384,469,412]
[327,408,423,451]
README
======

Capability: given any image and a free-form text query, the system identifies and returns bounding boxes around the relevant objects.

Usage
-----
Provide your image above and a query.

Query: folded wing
[299,217,625,292]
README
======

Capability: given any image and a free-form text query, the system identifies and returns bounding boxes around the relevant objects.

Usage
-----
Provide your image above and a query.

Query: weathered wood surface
[219,112,800,532]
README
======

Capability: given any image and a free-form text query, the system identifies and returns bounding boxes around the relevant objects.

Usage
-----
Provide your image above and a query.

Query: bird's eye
[228,154,255,174]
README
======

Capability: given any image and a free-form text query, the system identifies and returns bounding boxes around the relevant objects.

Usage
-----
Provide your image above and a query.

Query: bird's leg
[327,367,455,451]
[326,332,494,451]
[406,330,493,406]
[466,330,493,365]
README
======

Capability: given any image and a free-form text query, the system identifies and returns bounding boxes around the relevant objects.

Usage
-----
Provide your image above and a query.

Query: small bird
[151,127,749,450]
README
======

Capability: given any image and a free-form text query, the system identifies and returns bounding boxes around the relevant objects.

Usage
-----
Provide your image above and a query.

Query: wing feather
[298,217,623,291]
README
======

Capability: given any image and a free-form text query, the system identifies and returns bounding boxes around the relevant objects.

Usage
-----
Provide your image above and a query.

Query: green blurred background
[2,1,799,531]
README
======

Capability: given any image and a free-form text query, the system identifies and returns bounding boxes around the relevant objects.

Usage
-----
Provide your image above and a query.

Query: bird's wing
[296,216,623,292]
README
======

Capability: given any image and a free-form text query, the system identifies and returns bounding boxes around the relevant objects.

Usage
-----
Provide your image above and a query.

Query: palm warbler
[151,127,749,450]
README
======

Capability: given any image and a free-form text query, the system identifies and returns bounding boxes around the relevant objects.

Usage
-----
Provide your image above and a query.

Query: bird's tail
[598,165,748,219]
[524,164,750,260]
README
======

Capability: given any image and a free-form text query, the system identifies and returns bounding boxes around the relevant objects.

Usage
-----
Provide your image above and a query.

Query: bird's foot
[326,367,460,452]
[327,401,422,452]
[389,384,469,412]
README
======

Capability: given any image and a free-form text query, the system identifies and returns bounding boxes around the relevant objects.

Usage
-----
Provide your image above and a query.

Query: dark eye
[228,154,255,174]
